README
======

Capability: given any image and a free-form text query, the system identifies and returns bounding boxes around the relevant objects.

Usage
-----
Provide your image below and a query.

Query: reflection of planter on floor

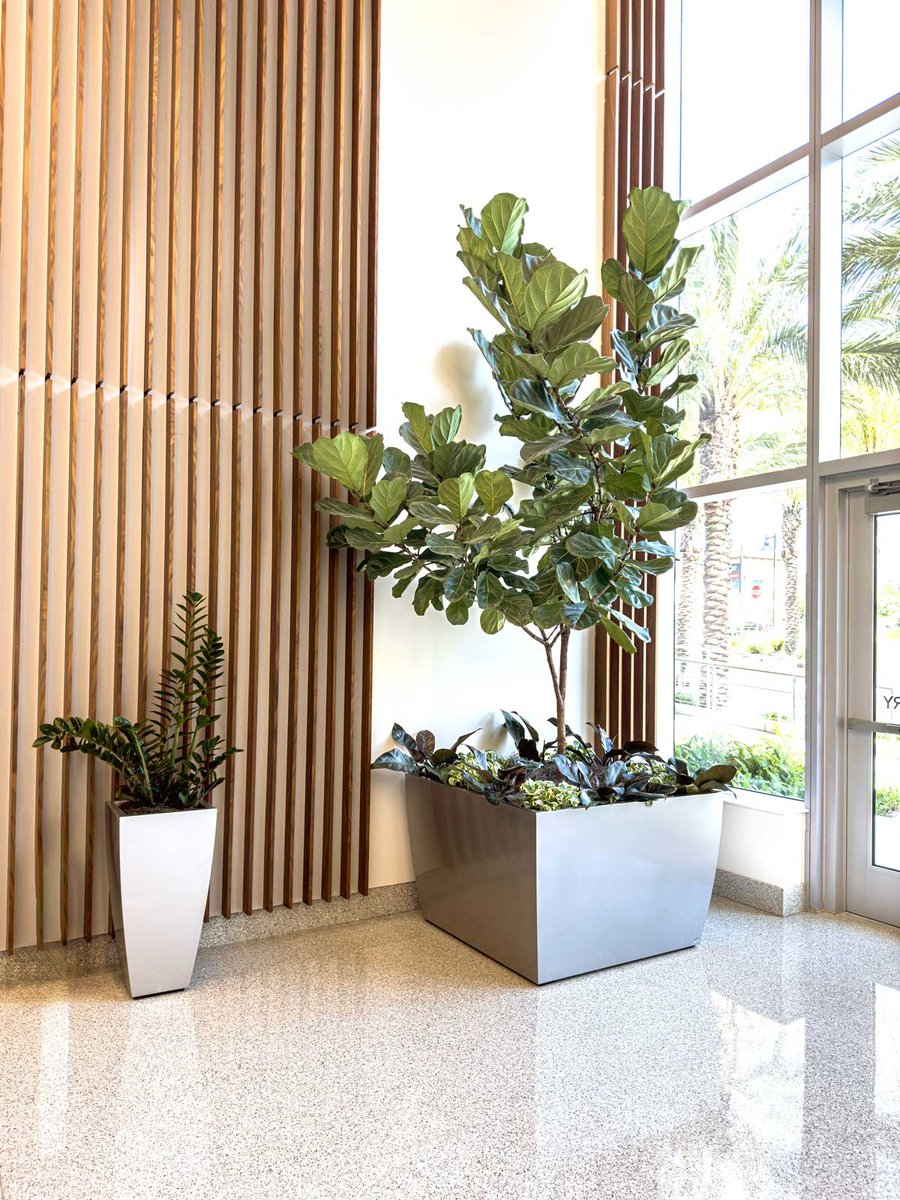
[106,801,218,999]
[405,776,724,984]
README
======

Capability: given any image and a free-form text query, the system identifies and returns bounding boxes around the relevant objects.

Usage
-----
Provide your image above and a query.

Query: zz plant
[296,186,707,756]
[35,592,240,811]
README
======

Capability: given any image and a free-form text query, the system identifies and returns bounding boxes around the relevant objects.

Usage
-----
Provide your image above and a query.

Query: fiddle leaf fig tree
[295,187,707,754]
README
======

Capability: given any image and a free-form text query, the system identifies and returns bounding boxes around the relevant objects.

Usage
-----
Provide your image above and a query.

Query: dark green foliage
[35,593,240,811]
[376,720,736,811]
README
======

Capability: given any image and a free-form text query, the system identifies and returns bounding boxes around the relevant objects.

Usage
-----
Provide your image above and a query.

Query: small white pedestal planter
[405,777,724,984]
[105,801,217,999]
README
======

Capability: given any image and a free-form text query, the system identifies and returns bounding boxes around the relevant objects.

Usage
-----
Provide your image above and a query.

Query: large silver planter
[105,801,217,999]
[405,777,724,984]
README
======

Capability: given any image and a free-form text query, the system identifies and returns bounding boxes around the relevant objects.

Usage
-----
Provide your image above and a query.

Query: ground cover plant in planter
[35,592,239,997]
[294,186,734,982]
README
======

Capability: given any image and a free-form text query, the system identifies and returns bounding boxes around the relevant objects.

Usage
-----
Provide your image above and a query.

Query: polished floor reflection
[1,899,899,1199]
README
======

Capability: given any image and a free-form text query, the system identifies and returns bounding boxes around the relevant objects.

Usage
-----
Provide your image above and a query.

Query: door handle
[848,717,900,735]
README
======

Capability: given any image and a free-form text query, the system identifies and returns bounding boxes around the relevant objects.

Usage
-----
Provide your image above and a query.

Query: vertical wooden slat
[34,379,52,948]
[222,408,240,917]
[143,0,159,396]
[241,0,266,916]
[339,0,363,900]
[209,0,224,407]
[188,0,203,399]
[45,0,60,376]
[222,0,247,920]
[7,0,33,948]
[263,416,281,910]
[114,0,136,728]
[304,0,328,907]
[0,0,6,258]
[358,0,381,894]
[138,0,160,719]
[32,0,62,949]
[203,2,224,915]
[340,552,356,898]
[242,407,261,915]
[82,0,112,943]
[60,0,86,945]
[357,575,373,895]
[118,0,135,388]
[284,0,308,908]
[364,0,379,431]
[321,0,346,904]
[263,0,287,913]
[161,0,181,676]
[165,0,181,397]
[186,0,204,595]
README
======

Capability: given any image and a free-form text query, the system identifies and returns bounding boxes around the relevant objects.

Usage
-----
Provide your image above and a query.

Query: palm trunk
[675,518,702,688]
[781,494,802,656]
[697,389,739,710]
[702,498,733,710]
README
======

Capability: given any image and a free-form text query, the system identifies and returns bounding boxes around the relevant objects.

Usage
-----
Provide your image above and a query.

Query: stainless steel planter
[105,801,218,998]
[405,776,724,984]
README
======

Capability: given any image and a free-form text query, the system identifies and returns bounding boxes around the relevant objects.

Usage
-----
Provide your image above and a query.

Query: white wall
[369,0,601,886]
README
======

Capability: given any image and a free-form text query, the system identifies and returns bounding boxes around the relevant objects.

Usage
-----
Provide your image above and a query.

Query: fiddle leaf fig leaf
[401,403,433,453]
[654,245,703,301]
[621,186,681,280]
[363,433,385,494]
[480,607,506,635]
[383,446,412,477]
[617,273,656,332]
[304,431,369,494]
[539,293,609,352]
[523,262,588,335]
[546,343,617,388]
[369,476,408,527]
[437,473,476,522]
[431,405,462,447]
[316,496,378,526]
[600,614,637,653]
[474,469,513,515]
[480,193,528,254]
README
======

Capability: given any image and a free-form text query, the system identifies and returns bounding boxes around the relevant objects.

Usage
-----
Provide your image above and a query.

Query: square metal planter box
[106,801,217,999]
[405,776,724,984]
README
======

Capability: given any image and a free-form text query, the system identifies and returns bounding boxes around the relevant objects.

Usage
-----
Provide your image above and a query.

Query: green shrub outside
[677,732,805,799]
[677,731,900,815]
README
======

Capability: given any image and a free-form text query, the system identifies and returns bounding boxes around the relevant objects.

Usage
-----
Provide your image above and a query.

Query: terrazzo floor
[1,898,899,1199]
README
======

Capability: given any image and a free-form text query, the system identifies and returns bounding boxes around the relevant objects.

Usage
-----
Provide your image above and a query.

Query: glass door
[846,488,900,926]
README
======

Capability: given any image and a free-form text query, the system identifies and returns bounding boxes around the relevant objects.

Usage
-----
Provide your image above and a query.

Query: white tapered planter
[105,801,217,999]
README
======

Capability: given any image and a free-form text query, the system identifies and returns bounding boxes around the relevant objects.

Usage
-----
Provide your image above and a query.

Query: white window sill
[724,788,809,818]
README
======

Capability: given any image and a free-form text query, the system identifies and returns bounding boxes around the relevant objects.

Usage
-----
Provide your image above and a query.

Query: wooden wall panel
[0,0,380,953]
[595,0,664,747]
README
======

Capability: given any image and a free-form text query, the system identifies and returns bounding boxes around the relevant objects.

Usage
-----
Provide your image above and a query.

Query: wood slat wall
[595,0,665,745]
[0,0,380,953]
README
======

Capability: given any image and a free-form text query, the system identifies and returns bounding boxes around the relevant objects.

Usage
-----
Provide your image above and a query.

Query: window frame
[661,1,900,877]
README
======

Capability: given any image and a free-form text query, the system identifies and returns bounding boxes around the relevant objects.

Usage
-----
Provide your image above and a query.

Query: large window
[668,1,900,800]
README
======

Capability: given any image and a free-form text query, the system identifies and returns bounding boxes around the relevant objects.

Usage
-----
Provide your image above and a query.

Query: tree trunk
[781,493,803,656]
[542,629,570,755]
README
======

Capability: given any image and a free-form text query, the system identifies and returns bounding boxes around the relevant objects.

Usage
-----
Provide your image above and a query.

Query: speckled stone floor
[1,898,899,1200]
